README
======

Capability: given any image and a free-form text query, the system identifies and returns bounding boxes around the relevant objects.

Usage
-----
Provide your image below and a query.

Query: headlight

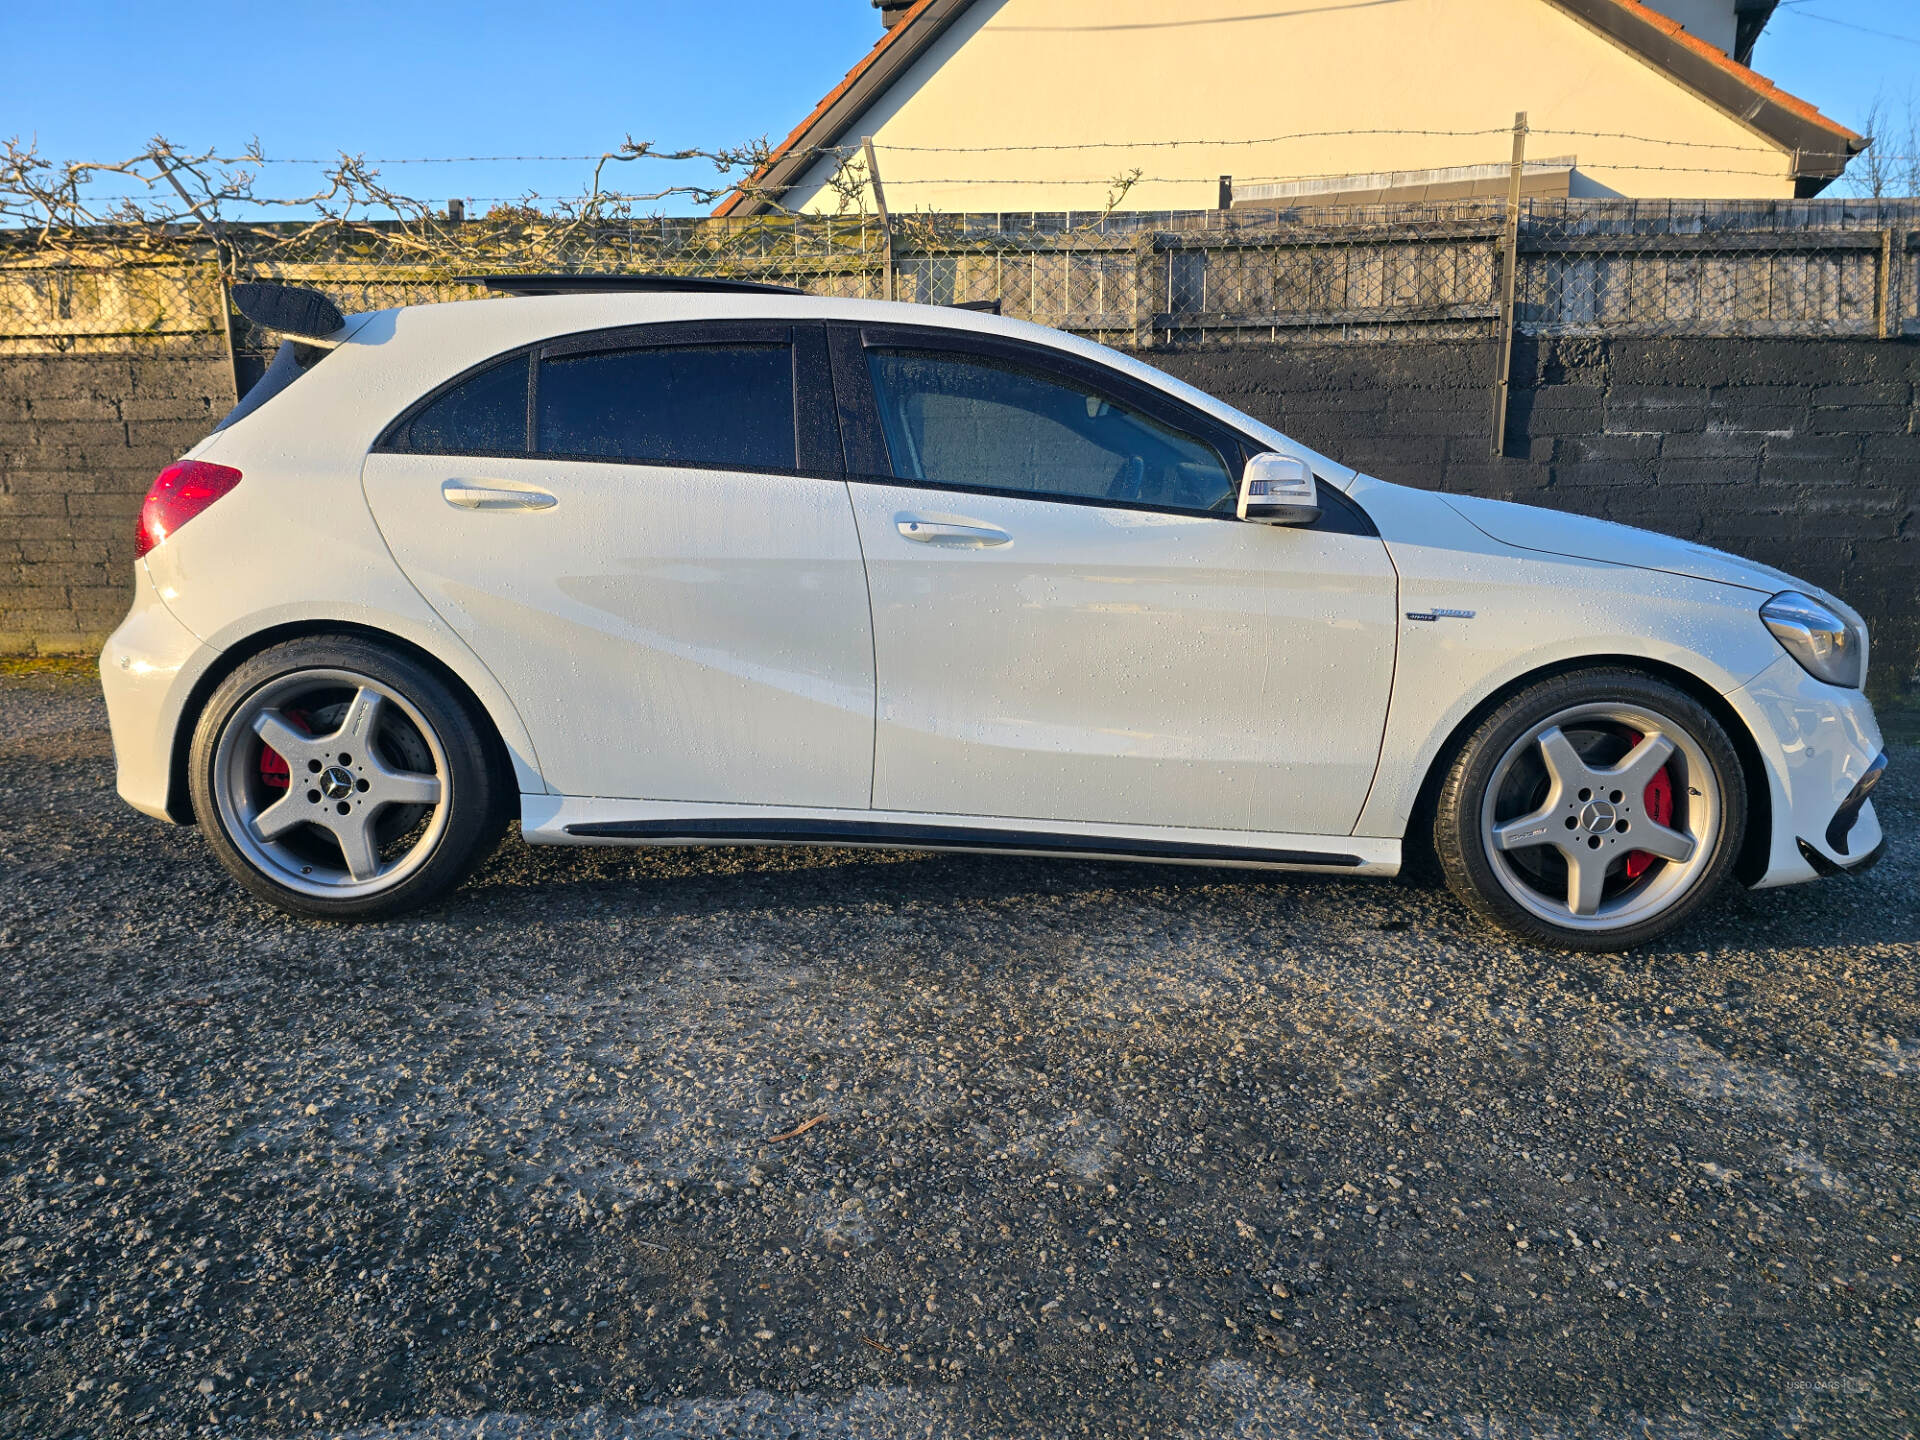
[1761,591,1866,689]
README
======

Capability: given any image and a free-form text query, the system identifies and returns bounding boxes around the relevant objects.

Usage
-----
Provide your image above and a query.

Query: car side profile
[100,278,1887,950]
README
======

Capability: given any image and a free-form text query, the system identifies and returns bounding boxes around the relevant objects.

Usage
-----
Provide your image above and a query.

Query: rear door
[361,321,876,807]
[831,322,1398,837]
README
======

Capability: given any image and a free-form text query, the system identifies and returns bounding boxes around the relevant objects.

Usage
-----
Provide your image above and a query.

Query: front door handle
[442,480,558,511]
[895,517,1011,547]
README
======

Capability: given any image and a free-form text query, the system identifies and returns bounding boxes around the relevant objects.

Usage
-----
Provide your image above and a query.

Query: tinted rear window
[534,344,795,470]
[402,354,530,453]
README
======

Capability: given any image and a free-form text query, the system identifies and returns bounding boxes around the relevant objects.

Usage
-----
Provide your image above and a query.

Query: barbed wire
[62,156,1835,210]
[2,124,1905,247]
[245,154,625,166]
[208,127,1859,167]
[870,164,1799,185]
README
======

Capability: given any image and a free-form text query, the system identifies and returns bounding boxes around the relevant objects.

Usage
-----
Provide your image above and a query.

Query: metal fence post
[210,246,242,405]
[1489,111,1528,458]
[1131,232,1160,350]
[1879,227,1897,340]
[863,136,896,302]
[1900,227,1916,338]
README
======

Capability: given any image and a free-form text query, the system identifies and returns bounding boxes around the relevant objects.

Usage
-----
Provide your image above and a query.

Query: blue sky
[2,0,1916,213]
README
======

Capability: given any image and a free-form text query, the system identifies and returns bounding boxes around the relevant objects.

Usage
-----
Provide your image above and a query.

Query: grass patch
[0,655,100,679]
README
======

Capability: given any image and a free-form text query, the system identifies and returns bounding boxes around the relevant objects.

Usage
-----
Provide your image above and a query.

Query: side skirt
[520,797,1399,876]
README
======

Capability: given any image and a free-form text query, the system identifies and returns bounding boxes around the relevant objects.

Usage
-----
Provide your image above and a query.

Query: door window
[398,353,530,454]
[866,348,1235,511]
[535,344,796,471]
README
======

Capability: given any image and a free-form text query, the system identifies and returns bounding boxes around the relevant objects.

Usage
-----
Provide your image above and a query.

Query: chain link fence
[4,198,1919,361]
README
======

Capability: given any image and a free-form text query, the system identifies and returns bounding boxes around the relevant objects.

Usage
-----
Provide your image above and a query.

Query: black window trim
[826,321,1376,537]
[372,319,845,480]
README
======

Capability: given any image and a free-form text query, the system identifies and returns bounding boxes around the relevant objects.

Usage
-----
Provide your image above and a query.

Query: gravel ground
[2,662,1916,1440]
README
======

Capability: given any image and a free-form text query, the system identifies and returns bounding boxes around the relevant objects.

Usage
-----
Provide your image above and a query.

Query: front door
[362,321,875,807]
[832,324,1397,837]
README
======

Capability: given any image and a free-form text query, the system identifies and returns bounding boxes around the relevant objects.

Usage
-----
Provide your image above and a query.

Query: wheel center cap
[320,766,355,801]
[1579,799,1618,834]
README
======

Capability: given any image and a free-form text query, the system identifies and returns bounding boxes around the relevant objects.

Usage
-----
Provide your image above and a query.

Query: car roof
[373,289,1038,342]
[233,291,1353,487]
[344,289,1120,407]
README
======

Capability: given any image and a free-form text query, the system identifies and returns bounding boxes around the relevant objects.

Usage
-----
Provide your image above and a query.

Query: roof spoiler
[461,273,803,297]
[230,283,349,343]
[463,273,1002,313]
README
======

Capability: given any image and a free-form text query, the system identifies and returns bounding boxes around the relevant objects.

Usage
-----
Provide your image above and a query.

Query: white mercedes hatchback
[100,277,1887,950]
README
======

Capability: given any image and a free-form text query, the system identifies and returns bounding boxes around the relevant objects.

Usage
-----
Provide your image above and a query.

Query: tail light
[135,460,243,559]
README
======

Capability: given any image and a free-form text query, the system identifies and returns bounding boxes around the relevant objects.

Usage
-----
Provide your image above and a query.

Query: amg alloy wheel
[1434,670,1746,952]
[189,637,508,919]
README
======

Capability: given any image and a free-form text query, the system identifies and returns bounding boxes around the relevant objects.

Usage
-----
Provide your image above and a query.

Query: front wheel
[1433,670,1747,952]
[188,637,509,920]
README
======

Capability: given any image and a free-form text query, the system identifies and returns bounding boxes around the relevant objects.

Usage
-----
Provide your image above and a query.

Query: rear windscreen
[213,340,333,433]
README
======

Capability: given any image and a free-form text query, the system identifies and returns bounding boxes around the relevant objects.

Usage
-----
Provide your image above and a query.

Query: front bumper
[99,562,218,822]
[1725,655,1886,889]
[1825,751,1888,859]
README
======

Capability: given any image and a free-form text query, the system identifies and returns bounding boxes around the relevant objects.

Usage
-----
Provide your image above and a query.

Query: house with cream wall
[718,0,1864,216]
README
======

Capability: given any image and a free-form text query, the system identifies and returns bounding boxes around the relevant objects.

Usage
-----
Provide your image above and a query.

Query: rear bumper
[1725,656,1885,889]
[99,562,218,822]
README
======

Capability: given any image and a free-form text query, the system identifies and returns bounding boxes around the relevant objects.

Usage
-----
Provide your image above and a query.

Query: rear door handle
[442,480,558,511]
[895,517,1011,547]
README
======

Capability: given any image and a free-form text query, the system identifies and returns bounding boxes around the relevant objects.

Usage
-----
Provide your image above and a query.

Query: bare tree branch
[0,131,803,264]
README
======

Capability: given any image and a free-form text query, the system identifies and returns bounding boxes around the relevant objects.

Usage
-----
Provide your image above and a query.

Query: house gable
[717,0,1861,216]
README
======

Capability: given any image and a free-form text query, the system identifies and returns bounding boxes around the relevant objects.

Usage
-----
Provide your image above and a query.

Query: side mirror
[1237,452,1320,525]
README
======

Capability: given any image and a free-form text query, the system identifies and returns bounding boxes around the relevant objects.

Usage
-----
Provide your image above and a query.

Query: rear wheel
[1433,670,1746,951]
[188,637,508,919]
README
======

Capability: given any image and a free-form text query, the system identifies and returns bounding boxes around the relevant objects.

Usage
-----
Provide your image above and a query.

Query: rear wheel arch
[1400,654,1772,888]
[166,621,522,826]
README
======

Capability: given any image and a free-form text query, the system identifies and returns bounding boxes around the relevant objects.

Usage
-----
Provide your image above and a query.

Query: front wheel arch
[165,621,520,828]
[1399,655,1772,889]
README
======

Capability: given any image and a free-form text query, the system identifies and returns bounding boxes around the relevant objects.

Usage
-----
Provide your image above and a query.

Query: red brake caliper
[1624,730,1674,880]
[257,708,311,791]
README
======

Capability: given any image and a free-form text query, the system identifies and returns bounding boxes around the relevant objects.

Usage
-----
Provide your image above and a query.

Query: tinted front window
[866,349,1234,511]
[535,344,796,470]
[403,353,530,453]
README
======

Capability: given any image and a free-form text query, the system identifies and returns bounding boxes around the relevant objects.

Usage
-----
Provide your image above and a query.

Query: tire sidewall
[1436,670,1748,952]
[188,637,504,920]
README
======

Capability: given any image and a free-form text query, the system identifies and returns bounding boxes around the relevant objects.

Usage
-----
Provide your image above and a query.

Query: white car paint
[1347,479,1789,836]
[101,290,1885,894]
[1442,490,1862,602]
[362,449,876,808]
[99,562,208,820]
[1726,654,1885,886]
[844,481,1397,833]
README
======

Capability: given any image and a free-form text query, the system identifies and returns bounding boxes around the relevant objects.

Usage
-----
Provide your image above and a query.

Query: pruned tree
[1845,90,1920,199]
[0,130,795,269]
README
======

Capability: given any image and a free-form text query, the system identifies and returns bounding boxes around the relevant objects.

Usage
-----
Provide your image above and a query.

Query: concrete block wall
[0,340,233,654]
[1155,337,1920,715]
[1,335,1915,716]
